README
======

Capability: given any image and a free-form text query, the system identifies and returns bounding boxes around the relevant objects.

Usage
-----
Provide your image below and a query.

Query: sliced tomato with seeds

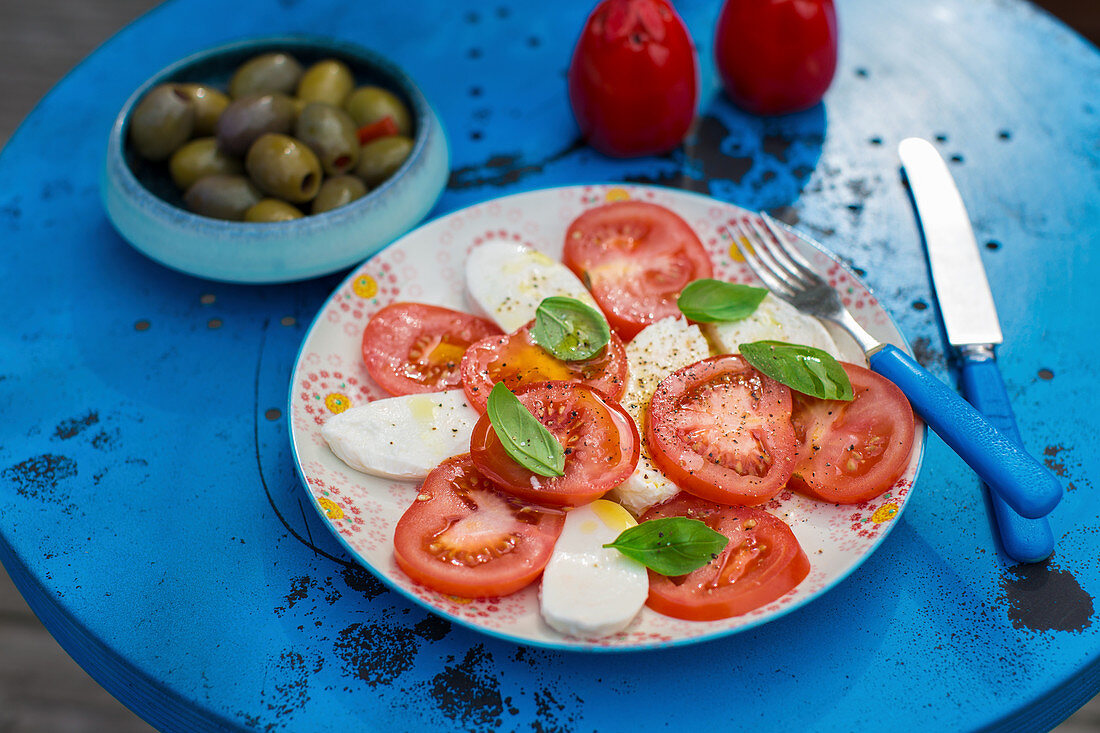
[470,381,639,506]
[789,362,915,504]
[393,454,565,598]
[362,302,501,396]
[460,320,628,413]
[563,201,713,340]
[647,354,797,506]
[641,494,810,621]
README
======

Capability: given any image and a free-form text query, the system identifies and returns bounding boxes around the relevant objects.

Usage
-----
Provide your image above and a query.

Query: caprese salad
[320,201,915,638]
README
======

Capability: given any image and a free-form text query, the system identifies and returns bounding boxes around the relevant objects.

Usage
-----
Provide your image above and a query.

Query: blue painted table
[2,0,1099,730]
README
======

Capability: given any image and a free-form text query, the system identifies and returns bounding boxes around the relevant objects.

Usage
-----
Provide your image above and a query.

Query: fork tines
[729,214,824,295]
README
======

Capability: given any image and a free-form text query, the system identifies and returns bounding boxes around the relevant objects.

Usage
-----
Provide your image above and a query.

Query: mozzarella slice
[611,452,683,518]
[618,316,712,420]
[703,292,843,360]
[606,317,711,516]
[540,500,648,637]
[465,240,598,332]
[321,391,479,480]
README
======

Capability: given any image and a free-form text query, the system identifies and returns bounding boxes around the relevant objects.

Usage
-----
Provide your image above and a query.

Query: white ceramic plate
[288,184,925,651]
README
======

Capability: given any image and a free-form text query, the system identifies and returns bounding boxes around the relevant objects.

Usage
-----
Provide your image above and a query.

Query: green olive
[289,96,307,120]
[297,59,355,106]
[245,133,323,203]
[215,93,296,156]
[229,52,304,99]
[174,84,230,136]
[129,84,195,161]
[169,137,243,190]
[354,135,413,186]
[344,86,412,136]
[183,174,262,221]
[244,199,304,222]
[295,103,359,176]
[312,175,368,214]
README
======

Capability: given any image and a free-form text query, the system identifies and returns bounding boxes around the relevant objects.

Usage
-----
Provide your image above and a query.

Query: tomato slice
[470,381,640,507]
[646,354,797,506]
[789,362,915,504]
[392,454,565,598]
[362,302,501,396]
[460,320,628,413]
[641,494,810,621]
[562,201,713,340]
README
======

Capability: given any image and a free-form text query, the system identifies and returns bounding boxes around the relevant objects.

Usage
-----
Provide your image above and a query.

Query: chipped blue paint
[1,0,1099,731]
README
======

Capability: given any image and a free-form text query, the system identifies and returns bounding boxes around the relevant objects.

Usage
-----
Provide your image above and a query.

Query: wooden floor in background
[0,0,1097,731]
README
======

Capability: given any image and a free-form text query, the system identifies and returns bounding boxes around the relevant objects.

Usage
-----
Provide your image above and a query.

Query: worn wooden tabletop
[1,0,1099,731]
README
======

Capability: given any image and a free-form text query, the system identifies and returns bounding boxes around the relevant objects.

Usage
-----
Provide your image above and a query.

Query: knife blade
[899,137,1054,563]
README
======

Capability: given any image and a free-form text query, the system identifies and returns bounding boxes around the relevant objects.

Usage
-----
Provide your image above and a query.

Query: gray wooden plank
[1062,695,1100,733]
[0,617,156,732]
[0,566,36,621]
[0,0,162,146]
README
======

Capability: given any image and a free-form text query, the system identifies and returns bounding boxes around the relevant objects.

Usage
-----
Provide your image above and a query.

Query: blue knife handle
[868,344,1062,519]
[958,355,1054,563]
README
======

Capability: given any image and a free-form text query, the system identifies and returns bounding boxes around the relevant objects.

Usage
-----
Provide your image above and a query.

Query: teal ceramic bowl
[102,36,449,284]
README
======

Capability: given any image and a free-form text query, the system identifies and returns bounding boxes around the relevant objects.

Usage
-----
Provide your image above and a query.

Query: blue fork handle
[959,356,1055,562]
[868,344,1062,519]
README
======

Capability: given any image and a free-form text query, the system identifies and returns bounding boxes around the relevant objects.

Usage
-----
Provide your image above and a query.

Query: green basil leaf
[677,279,769,323]
[530,296,610,361]
[486,383,565,477]
[739,340,854,401]
[603,517,729,576]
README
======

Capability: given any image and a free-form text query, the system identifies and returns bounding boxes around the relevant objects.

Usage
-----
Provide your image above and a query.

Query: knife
[899,137,1055,563]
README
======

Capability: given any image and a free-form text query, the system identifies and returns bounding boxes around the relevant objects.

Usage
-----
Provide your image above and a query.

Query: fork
[730,214,1061,520]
